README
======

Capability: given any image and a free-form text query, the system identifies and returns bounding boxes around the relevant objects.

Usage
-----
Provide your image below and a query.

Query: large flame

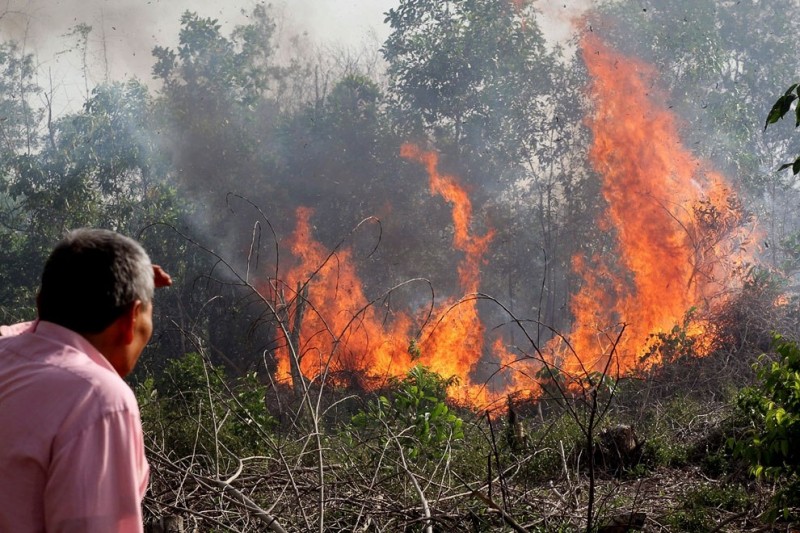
[551,33,750,378]
[274,146,498,405]
[273,206,412,383]
[272,32,751,406]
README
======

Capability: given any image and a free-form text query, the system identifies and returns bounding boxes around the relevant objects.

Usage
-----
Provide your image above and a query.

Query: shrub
[349,365,464,461]
[733,334,800,517]
[137,352,274,460]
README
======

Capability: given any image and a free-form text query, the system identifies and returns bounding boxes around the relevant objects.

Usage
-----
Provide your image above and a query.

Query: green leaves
[765,83,800,175]
[765,83,800,129]
[777,158,800,175]
[733,334,800,518]
[138,352,275,458]
[382,0,556,174]
[349,365,463,461]
[153,7,276,108]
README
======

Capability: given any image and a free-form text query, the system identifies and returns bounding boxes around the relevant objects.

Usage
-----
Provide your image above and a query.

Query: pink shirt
[0,321,149,532]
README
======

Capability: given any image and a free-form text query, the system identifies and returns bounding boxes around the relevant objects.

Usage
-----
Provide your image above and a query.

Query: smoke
[537,0,595,46]
[0,0,394,116]
[0,0,596,120]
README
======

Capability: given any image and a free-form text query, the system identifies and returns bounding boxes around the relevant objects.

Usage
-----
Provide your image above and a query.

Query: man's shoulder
[1,327,137,413]
[0,330,141,452]
[51,349,138,414]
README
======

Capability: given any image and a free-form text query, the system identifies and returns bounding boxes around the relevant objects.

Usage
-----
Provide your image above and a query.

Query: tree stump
[594,424,644,475]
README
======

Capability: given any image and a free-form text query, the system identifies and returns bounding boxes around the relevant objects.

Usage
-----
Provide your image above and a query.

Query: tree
[150,8,293,372]
[0,41,40,157]
[0,41,43,320]
[274,73,437,291]
[8,80,178,234]
[0,75,188,329]
[151,6,291,202]
[383,0,558,186]
[153,7,276,107]
[382,0,599,334]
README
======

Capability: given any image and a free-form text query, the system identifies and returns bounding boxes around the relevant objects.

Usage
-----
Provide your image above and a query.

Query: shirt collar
[33,320,119,376]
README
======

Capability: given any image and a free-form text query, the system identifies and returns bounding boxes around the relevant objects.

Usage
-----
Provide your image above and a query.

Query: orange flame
[274,147,499,406]
[273,206,415,384]
[399,144,494,292]
[550,33,751,377]
[273,32,753,406]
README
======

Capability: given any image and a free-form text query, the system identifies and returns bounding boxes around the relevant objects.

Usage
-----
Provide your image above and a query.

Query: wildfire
[272,32,751,407]
[551,33,750,377]
[274,146,500,405]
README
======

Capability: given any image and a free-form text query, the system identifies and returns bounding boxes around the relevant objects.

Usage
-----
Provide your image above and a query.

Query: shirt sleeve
[44,409,149,533]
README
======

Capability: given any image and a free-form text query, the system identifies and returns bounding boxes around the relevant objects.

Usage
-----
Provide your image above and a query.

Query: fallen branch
[452,472,529,533]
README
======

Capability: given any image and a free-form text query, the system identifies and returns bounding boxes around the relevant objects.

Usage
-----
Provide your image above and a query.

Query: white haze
[0,0,395,116]
[0,0,593,117]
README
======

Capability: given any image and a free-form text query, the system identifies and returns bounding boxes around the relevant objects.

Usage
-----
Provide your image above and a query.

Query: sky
[0,0,592,116]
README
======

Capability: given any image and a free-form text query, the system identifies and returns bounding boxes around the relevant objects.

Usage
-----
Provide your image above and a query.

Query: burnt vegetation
[3,0,800,531]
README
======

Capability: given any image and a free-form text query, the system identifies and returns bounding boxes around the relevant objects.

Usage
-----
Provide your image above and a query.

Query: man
[0,228,171,532]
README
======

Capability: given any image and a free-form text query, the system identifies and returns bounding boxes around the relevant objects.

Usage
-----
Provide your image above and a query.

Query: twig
[709,510,749,533]
[452,471,529,533]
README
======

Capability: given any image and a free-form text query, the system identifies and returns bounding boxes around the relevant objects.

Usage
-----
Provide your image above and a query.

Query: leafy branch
[765,83,800,174]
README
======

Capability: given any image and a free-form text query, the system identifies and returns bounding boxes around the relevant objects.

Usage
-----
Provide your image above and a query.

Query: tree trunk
[288,282,309,399]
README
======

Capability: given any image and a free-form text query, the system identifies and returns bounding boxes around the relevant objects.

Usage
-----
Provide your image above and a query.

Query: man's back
[0,321,148,532]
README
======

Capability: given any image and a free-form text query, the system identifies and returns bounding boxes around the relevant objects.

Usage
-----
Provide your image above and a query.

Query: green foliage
[766,83,800,129]
[664,484,750,531]
[4,78,179,232]
[517,410,585,481]
[153,7,276,107]
[535,365,567,403]
[0,71,187,322]
[734,336,800,509]
[735,335,800,478]
[0,41,41,155]
[138,352,274,459]
[585,370,617,397]
[383,0,557,178]
[765,83,800,174]
[149,5,292,250]
[699,449,731,478]
[643,434,689,469]
[637,396,707,470]
[349,365,463,460]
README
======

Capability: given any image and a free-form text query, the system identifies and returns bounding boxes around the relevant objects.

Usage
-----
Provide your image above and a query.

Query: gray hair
[38,228,154,334]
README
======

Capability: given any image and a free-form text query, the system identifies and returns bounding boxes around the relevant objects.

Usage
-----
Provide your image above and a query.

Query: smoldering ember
[1,0,799,531]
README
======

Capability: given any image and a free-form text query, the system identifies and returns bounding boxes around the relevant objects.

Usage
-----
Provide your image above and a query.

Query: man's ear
[117,301,142,345]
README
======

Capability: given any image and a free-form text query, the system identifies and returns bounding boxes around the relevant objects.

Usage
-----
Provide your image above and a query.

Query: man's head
[37,228,156,376]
